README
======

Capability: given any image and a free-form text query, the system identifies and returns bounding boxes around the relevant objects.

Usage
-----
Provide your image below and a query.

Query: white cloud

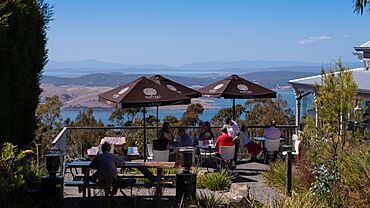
[297,36,331,45]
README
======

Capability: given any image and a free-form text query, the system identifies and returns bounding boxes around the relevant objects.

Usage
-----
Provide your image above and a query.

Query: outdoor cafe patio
[47,75,297,207]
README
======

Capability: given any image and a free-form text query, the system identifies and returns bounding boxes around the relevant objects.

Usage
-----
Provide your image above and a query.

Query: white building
[289,40,370,129]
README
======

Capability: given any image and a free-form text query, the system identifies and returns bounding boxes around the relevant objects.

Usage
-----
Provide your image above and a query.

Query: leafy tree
[0,0,52,148]
[35,96,63,155]
[179,103,204,126]
[109,107,141,126]
[302,60,366,206]
[68,108,105,157]
[354,0,370,14]
[244,95,294,126]
[211,105,245,125]
[163,114,179,124]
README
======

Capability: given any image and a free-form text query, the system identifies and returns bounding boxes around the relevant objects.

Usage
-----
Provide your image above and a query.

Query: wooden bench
[118,173,176,179]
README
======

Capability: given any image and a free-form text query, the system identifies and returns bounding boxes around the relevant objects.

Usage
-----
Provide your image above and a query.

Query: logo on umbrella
[166,84,182,94]
[209,84,224,93]
[237,84,252,94]
[118,87,130,95]
[143,88,161,100]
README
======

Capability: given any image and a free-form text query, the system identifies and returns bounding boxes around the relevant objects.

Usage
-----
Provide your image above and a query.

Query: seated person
[199,121,215,141]
[240,125,261,161]
[176,128,193,147]
[154,122,174,150]
[215,126,234,157]
[90,142,133,196]
[263,120,281,140]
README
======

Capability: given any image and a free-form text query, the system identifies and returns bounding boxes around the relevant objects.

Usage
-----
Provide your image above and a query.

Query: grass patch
[197,169,235,191]
[179,190,227,208]
[262,161,302,192]
[272,192,328,208]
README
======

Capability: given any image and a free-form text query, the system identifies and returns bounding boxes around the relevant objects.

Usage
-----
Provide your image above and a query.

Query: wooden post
[156,106,159,138]
[285,145,292,196]
[143,107,147,162]
[232,98,236,121]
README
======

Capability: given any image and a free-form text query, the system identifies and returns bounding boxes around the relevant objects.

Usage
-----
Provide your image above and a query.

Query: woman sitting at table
[240,125,261,162]
[215,126,234,157]
[153,122,174,150]
[198,121,215,145]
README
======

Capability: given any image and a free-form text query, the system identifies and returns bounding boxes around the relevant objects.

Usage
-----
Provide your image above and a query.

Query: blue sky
[46,0,370,66]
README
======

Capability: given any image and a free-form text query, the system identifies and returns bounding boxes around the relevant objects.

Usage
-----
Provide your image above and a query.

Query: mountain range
[44,59,362,77]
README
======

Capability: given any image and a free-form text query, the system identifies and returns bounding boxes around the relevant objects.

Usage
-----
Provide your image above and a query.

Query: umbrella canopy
[199,74,277,120]
[99,76,191,107]
[98,76,191,161]
[149,75,200,98]
[199,74,276,99]
[149,75,200,137]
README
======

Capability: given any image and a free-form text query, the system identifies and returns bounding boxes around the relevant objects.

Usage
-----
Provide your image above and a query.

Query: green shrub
[0,143,26,199]
[337,144,370,207]
[262,161,301,192]
[197,169,235,191]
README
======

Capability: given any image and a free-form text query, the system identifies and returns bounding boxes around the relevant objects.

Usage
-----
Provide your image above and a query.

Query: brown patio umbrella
[98,76,191,161]
[199,74,276,120]
[149,75,201,136]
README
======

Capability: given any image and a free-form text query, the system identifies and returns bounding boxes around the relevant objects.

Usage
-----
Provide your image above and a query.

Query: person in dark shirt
[154,122,174,150]
[90,142,128,196]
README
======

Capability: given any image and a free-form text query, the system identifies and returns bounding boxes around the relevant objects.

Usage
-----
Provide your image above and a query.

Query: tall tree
[0,0,52,148]
[35,96,62,154]
[179,103,204,126]
[354,0,370,14]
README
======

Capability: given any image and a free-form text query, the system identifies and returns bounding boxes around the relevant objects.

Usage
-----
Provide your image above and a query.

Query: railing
[52,125,297,158]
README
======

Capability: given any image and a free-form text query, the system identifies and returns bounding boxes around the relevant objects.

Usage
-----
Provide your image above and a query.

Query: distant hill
[41,71,317,89]
[44,59,362,77]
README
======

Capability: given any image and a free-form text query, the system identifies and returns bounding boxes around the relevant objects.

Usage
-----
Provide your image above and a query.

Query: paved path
[229,160,283,206]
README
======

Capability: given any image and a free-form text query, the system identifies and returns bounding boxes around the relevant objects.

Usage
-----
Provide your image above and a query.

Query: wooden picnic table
[65,160,176,199]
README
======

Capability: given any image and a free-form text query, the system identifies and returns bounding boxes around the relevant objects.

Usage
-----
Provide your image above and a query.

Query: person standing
[224,117,240,163]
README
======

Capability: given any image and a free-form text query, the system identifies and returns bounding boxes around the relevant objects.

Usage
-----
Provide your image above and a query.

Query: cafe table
[65,160,92,198]
[65,160,175,199]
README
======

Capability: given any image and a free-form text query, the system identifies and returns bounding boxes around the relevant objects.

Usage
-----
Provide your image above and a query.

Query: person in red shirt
[215,126,234,157]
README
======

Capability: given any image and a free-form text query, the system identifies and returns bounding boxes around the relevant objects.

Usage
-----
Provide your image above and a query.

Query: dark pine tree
[0,0,52,148]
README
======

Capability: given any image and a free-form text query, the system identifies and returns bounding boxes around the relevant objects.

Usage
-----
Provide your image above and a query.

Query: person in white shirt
[224,117,240,163]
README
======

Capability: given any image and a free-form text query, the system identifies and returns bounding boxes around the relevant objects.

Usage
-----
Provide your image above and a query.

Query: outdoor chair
[153,150,170,162]
[216,146,235,169]
[263,139,280,164]
[197,140,216,168]
[147,144,154,161]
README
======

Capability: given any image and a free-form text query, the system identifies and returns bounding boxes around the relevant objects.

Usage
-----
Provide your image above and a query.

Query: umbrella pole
[156,106,159,138]
[233,98,236,121]
[143,107,147,162]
